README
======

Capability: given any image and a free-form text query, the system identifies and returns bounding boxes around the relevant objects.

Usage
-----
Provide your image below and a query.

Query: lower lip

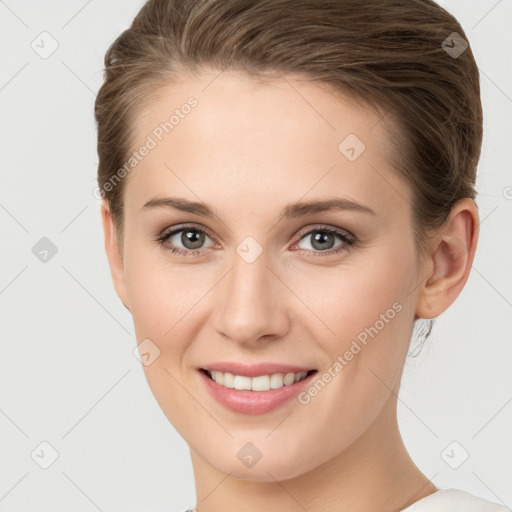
[198,369,317,415]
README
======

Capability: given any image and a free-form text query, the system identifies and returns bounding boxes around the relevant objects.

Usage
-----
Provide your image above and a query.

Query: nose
[212,249,291,346]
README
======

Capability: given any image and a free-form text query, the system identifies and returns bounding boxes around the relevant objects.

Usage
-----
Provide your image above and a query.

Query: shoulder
[401,488,510,512]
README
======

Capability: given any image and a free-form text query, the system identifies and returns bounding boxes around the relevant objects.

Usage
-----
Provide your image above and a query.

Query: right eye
[156,225,217,257]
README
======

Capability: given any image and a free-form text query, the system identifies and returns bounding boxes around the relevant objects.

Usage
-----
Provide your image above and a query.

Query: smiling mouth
[200,368,317,392]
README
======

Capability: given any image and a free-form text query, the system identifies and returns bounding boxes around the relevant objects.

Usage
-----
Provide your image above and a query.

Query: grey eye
[297,230,346,252]
[165,228,214,250]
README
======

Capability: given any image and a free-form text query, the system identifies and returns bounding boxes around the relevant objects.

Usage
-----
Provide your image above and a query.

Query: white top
[182,488,510,511]
[399,488,509,511]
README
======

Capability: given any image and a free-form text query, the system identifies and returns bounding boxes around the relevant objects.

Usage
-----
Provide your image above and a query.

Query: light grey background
[0,0,511,510]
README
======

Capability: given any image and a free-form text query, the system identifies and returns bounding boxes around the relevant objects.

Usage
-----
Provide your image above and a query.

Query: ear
[415,198,479,319]
[100,201,131,312]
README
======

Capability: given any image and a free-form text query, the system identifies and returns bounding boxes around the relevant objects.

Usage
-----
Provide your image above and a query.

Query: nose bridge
[213,245,290,343]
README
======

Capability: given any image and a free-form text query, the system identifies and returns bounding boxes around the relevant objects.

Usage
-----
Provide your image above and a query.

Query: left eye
[294,228,354,254]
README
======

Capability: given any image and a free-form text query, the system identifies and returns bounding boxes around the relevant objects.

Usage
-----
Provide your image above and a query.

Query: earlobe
[100,202,131,312]
[415,198,479,319]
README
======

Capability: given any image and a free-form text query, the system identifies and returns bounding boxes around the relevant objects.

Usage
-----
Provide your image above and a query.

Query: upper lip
[200,362,316,377]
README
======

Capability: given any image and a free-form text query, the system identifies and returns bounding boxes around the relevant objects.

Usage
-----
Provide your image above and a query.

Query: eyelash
[156,223,356,258]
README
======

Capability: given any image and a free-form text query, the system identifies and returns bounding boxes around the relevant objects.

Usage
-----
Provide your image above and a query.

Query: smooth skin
[101,69,479,512]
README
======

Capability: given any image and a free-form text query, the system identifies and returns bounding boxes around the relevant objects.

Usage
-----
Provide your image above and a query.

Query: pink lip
[197,367,317,415]
[200,361,316,377]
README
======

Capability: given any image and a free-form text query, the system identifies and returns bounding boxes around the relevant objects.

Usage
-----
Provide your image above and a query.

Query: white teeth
[270,373,284,389]
[251,374,270,391]
[234,375,252,390]
[283,373,296,385]
[206,370,310,391]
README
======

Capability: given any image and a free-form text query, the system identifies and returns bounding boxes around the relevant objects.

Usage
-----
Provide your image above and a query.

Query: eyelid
[160,222,217,242]
[294,224,355,244]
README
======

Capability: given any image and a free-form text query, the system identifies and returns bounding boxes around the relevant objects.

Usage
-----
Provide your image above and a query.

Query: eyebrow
[142,196,376,220]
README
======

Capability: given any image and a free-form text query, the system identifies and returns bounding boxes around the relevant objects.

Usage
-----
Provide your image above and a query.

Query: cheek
[123,241,198,336]
[291,294,413,462]
[284,246,416,346]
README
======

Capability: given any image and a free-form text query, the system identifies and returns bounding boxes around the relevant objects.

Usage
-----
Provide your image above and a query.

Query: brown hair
[94,0,483,347]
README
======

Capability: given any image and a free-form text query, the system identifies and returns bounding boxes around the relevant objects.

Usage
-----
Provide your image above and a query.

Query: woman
[94,0,509,510]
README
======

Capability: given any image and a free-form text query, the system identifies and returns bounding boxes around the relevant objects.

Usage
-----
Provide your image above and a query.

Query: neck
[189,393,437,512]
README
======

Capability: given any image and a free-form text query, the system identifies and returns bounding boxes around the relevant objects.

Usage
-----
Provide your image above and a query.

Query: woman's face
[107,70,427,481]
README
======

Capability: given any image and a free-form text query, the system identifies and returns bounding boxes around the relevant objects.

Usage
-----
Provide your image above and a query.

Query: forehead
[124,70,410,218]
[133,69,387,154]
